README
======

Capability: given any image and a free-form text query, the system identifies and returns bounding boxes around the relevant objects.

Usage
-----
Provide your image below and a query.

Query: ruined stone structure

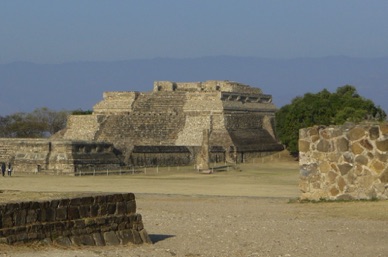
[0,139,121,174]
[60,80,283,168]
[299,123,388,200]
[0,80,283,173]
[0,193,150,246]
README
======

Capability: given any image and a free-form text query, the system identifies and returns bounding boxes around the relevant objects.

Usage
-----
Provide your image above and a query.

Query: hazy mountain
[1,56,387,116]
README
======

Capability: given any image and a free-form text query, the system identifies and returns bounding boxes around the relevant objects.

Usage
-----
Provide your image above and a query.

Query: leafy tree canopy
[0,108,70,138]
[275,85,386,155]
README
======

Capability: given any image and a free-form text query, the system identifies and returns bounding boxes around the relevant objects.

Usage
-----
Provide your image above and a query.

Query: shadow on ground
[149,234,175,243]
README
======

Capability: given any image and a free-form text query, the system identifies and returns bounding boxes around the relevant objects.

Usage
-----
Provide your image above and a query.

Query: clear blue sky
[1,0,388,64]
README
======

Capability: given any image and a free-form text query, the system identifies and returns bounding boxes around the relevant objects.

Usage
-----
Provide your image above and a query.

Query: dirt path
[0,162,388,257]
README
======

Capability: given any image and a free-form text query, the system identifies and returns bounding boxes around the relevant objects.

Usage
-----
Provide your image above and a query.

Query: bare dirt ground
[0,161,388,257]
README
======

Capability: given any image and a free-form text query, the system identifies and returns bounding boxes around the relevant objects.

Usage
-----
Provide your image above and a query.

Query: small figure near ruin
[7,163,12,176]
[1,162,5,176]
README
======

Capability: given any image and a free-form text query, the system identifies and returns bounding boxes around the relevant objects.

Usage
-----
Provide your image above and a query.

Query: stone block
[103,231,120,245]
[327,171,338,184]
[117,229,133,244]
[74,219,85,229]
[67,206,80,220]
[59,199,70,207]
[116,202,126,215]
[376,139,388,152]
[5,203,19,215]
[54,236,72,247]
[107,203,116,215]
[79,205,90,218]
[13,209,26,227]
[298,140,310,152]
[92,232,105,246]
[369,126,380,140]
[122,193,135,201]
[380,124,388,135]
[80,196,94,205]
[379,168,388,183]
[46,207,58,222]
[90,205,99,217]
[330,186,339,197]
[71,234,95,246]
[139,229,152,244]
[26,210,37,224]
[338,163,353,176]
[56,207,68,221]
[360,139,373,150]
[351,142,364,155]
[132,230,143,244]
[50,200,60,208]
[348,127,366,141]
[369,160,385,174]
[336,137,349,151]
[319,161,331,173]
[69,198,81,206]
[126,201,136,214]
[94,195,107,204]
[337,176,346,192]
[355,155,368,166]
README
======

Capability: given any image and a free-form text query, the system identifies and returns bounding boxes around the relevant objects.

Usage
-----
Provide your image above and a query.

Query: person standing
[1,163,5,176]
[7,163,12,176]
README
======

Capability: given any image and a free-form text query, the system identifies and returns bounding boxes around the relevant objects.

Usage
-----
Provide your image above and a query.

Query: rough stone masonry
[0,193,151,246]
[299,123,388,200]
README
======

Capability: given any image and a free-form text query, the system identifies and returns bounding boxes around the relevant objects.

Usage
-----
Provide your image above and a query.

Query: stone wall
[299,123,388,200]
[0,139,121,174]
[0,193,150,246]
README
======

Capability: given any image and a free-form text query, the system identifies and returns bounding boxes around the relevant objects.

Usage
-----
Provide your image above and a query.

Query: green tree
[0,108,70,138]
[275,85,386,155]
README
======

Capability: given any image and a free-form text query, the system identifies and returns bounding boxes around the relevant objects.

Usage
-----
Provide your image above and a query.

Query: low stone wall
[0,193,151,246]
[0,139,121,174]
[299,123,388,200]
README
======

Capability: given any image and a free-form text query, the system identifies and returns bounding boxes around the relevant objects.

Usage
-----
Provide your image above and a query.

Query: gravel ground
[0,161,387,257]
[1,194,388,257]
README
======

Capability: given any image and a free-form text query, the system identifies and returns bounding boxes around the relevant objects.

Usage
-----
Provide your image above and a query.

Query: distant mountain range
[1,56,387,116]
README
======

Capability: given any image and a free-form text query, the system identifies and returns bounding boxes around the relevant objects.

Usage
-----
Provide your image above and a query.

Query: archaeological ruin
[0,192,151,246]
[0,80,284,174]
[299,123,388,200]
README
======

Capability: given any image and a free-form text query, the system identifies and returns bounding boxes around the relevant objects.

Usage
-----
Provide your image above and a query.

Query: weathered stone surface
[376,139,388,152]
[337,177,346,192]
[54,236,72,247]
[72,235,95,246]
[380,124,388,135]
[330,186,339,196]
[338,163,353,176]
[299,140,310,152]
[299,123,388,200]
[0,193,149,246]
[92,232,105,246]
[342,152,353,163]
[370,160,385,174]
[369,126,380,140]
[348,127,366,141]
[355,155,368,166]
[103,231,120,246]
[316,140,332,152]
[319,161,331,173]
[351,143,364,155]
[139,229,152,244]
[336,137,349,151]
[327,171,338,183]
[379,168,388,183]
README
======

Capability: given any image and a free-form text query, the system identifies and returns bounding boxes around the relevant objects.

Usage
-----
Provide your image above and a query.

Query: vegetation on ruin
[275,85,387,155]
[0,107,70,138]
